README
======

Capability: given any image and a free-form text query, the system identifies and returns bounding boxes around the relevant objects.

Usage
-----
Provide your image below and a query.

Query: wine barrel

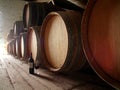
[7,43,9,54]
[7,29,14,42]
[24,0,35,1]
[23,1,63,28]
[23,0,52,2]
[27,26,42,67]
[53,0,88,10]
[7,42,11,54]
[81,0,120,89]
[9,40,13,55]
[13,21,24,37]
[13,39,16,56]
[10,39,16,56]
[20,32,29,59]
[15,36,21,58]
[41,10,87,72]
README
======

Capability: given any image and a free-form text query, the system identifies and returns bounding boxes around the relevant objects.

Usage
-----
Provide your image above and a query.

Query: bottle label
[29,63,34,68]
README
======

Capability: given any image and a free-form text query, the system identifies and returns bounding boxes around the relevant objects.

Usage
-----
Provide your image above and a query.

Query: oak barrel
[23,1,63,28]
[7,41,12,54]
[81,0,120,89]
[27,26,42,68]
[7,43,10,54]
[41,10,87,72]
[13,21,24,36]
[7,29,14,42]
[15,36,21,58]
[13,40,16,56]
[53,0,88,10]
[11,39,16,56]
[20,32,29,59]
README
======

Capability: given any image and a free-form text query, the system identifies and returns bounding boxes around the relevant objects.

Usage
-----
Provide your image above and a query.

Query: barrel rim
[41,10,86,72]
[15,36,22,58]
[20,32,28,59]
[13,21,24,36]
[12,38,17,56]
[81,0,120,89]
[41,11,70,71]
[27,27,37,60]
[27,26,41,67]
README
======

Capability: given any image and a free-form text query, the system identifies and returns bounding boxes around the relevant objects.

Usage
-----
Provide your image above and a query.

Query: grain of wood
[0,68,14,90]
[44,15,68,69]
[11,57,73,89]
[28,29,37,61]
[3,58,33,90]
[4,57,48,90]
[7,56,63,90]
[0,55,115,90]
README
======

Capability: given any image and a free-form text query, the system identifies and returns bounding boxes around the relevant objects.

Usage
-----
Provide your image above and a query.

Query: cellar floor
[0,54,115,90]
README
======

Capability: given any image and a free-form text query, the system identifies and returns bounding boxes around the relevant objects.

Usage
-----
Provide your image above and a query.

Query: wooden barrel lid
[21,36,24,57]
[82,0,120,89]
[15,36,21,57]
[20,32,28,58]
[16,39,18,55]
[12,39,16,56]
[28,28,37,61]
[44,13,68,69]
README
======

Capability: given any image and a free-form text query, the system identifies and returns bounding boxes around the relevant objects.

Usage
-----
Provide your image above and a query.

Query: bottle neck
[30,53,32,58]
[29,53,34,62]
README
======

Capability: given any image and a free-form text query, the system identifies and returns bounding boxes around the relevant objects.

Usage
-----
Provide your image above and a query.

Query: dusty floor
[0,54,115,90]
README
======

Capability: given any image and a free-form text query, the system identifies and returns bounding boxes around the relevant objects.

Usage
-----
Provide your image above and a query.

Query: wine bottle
[28,53,34,74]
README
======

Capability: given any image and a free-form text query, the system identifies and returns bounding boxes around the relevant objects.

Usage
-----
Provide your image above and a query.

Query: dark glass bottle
[28,53,34,74]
